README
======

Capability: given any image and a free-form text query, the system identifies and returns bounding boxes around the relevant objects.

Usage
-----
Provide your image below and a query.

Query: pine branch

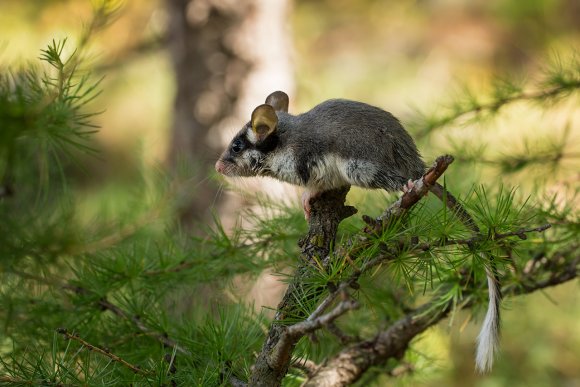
[413,72,580,138]
[455,151,580,173]
[306,282,354,322]
[0,376,29,385]
[303,246,578,386]
[56,328,150,376]
[248,154,570,386]
[249,158,452,386]
[410,223,552,251]
[7,270,190,356]
[326,321,359,344]
[382,155,455,219]
[271,298,360,367]
[331,220,553,338]
[65,283,190,356]
[249,187,357,386]
[291,358,319,377]
[361,155,455,233]
[494,224,552,239]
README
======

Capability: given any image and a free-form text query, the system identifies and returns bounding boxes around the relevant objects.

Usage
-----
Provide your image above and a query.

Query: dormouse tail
[475,265,502,373]
[429,183,502,372]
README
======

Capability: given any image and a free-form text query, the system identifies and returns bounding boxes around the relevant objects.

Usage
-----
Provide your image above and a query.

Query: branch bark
[248,187,357,386]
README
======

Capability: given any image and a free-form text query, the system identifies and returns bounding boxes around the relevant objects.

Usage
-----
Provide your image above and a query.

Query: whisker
[210,182,226,212]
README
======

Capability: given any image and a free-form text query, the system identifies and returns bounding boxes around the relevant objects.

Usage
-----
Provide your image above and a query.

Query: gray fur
[216,96,425,193]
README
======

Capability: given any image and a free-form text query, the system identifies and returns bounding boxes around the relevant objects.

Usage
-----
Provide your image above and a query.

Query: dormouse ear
[265,91,289,112]
[251,104,278,143]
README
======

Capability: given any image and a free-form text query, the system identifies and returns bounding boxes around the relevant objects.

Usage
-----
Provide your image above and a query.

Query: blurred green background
[0,0,578,385]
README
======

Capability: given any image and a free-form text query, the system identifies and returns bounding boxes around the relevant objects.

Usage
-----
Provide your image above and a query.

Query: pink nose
[215,160,225,174]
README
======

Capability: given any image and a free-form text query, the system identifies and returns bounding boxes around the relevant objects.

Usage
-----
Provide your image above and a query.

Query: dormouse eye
[231,139,244,154]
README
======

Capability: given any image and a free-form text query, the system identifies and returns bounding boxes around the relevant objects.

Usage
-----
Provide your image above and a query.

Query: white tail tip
[475,269,501,373]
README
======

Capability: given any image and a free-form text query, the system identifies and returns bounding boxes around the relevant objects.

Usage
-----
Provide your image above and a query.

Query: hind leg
[302,188,321,220]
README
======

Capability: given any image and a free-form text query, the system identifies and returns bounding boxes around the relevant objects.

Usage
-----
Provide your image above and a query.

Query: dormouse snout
[215,159,226,175]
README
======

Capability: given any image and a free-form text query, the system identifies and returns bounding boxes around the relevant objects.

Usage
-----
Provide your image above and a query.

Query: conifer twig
[250,152,573,386]
[494,224,552,239]
[303,246,578,386]
[291,358,319,377]
[270,299,359,369]
[287,299,360,338]
[415,81,580,138]
[7,271,191,357]
[362,155,455,232]
[11,268,194,366]
[410,224,552,251]
[326,321,358,344]
[307,282,353,322]
[351,223,552,286]
[250,187,356,386]
[94,297,191,355]
[385,154,455,216]
[65,288,190,356]
[0,376,22,384]
[56,328,150,375]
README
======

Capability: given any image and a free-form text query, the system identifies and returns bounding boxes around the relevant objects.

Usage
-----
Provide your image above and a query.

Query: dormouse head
[215,91,289,177]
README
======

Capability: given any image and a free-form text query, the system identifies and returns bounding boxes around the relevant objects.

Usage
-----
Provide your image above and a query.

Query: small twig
[94,297,190,355]
[56,328,149,376]
[0,376,25,384]
[143,260,195,276]
[363,155,455,232]
[326,321,358,344]
[270,299,359,368]
[494,224,552,240]
[509,255,579,295]
[8,271,191,357]
[62,286,190,355]
[416,223,552,250]
[416,82,580,138]
[286,300,360,338]
[307,283,352,322]
[291,357,319,377]
[398,155,455,209]
[359,250,398,276]
[429,182,479,233]
[357,223,552,277]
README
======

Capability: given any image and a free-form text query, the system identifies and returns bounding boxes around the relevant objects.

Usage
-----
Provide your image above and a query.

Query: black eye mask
[255,131,280,154]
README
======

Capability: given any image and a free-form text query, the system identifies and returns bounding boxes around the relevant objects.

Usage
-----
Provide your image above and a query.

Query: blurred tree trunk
[165,0,293,226]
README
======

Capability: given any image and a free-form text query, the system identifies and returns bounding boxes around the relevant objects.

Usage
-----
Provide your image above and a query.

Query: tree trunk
[165,0,293,226]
